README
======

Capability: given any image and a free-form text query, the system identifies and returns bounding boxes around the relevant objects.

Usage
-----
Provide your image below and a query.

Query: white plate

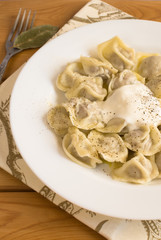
[10,20,161,220]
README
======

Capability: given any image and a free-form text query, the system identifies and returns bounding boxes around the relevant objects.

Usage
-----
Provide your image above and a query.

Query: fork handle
[0,53,12,84]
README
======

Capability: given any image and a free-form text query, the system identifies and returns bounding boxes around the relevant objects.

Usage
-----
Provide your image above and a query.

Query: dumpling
[124,125,161,156]
[146,76,161,98]
[97,36,135,72]
[111,153,159,184]
[108,69,145,92]
[62,127,102,168]
[147,155,160,179]
[65,75,107,101]
[96,117,127,133]
[47,106,73,137]
[56,62,85,91]
[154,152,161,178]
[80,56,117,78]
[63,97,103,130]
[135,52,159,72]
[138,56,161,81]
[88,130,128,163]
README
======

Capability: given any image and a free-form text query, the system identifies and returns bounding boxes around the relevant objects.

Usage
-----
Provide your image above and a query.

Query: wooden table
[0,0,161,239]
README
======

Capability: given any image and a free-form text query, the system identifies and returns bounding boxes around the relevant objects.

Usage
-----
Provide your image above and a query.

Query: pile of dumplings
[47,36,161,184]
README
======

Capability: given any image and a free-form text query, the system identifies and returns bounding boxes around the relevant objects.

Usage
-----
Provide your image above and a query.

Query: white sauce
[97,83,161,129]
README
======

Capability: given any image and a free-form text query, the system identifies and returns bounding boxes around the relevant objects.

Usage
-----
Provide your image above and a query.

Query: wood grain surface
[1,0,161,239]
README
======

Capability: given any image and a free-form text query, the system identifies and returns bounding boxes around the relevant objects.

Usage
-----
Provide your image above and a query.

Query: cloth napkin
[1,0,161,239]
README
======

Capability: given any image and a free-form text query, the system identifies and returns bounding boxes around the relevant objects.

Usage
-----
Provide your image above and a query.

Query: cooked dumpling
[154,152,161,178]
[97,36,135,71]
[62,127,102,168]
[138,56,161,81]
[47,106,73,136]
[65,75,107,101]
[135,52,159,72]
[88,130,128,163]
[147,155,160,180]
[124,125,161,156]
[96,117,127,133]
[80,56,117,78]
[57,62,85,91]
[111,153,159,184]
[63,98,103,130]
[146,76,161,98]
[108,69,145,92]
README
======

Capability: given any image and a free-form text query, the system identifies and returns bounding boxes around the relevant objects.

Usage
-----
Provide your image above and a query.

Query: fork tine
[7,8,22,42]
[29,11,36,29]
[23,10,31,31]
[13,9,26,42]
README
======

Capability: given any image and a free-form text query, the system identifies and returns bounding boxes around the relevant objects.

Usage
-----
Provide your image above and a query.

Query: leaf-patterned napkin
[0,0,161,239]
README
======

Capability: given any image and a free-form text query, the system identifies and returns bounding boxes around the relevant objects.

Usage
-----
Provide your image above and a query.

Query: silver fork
[0,8,36,84]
